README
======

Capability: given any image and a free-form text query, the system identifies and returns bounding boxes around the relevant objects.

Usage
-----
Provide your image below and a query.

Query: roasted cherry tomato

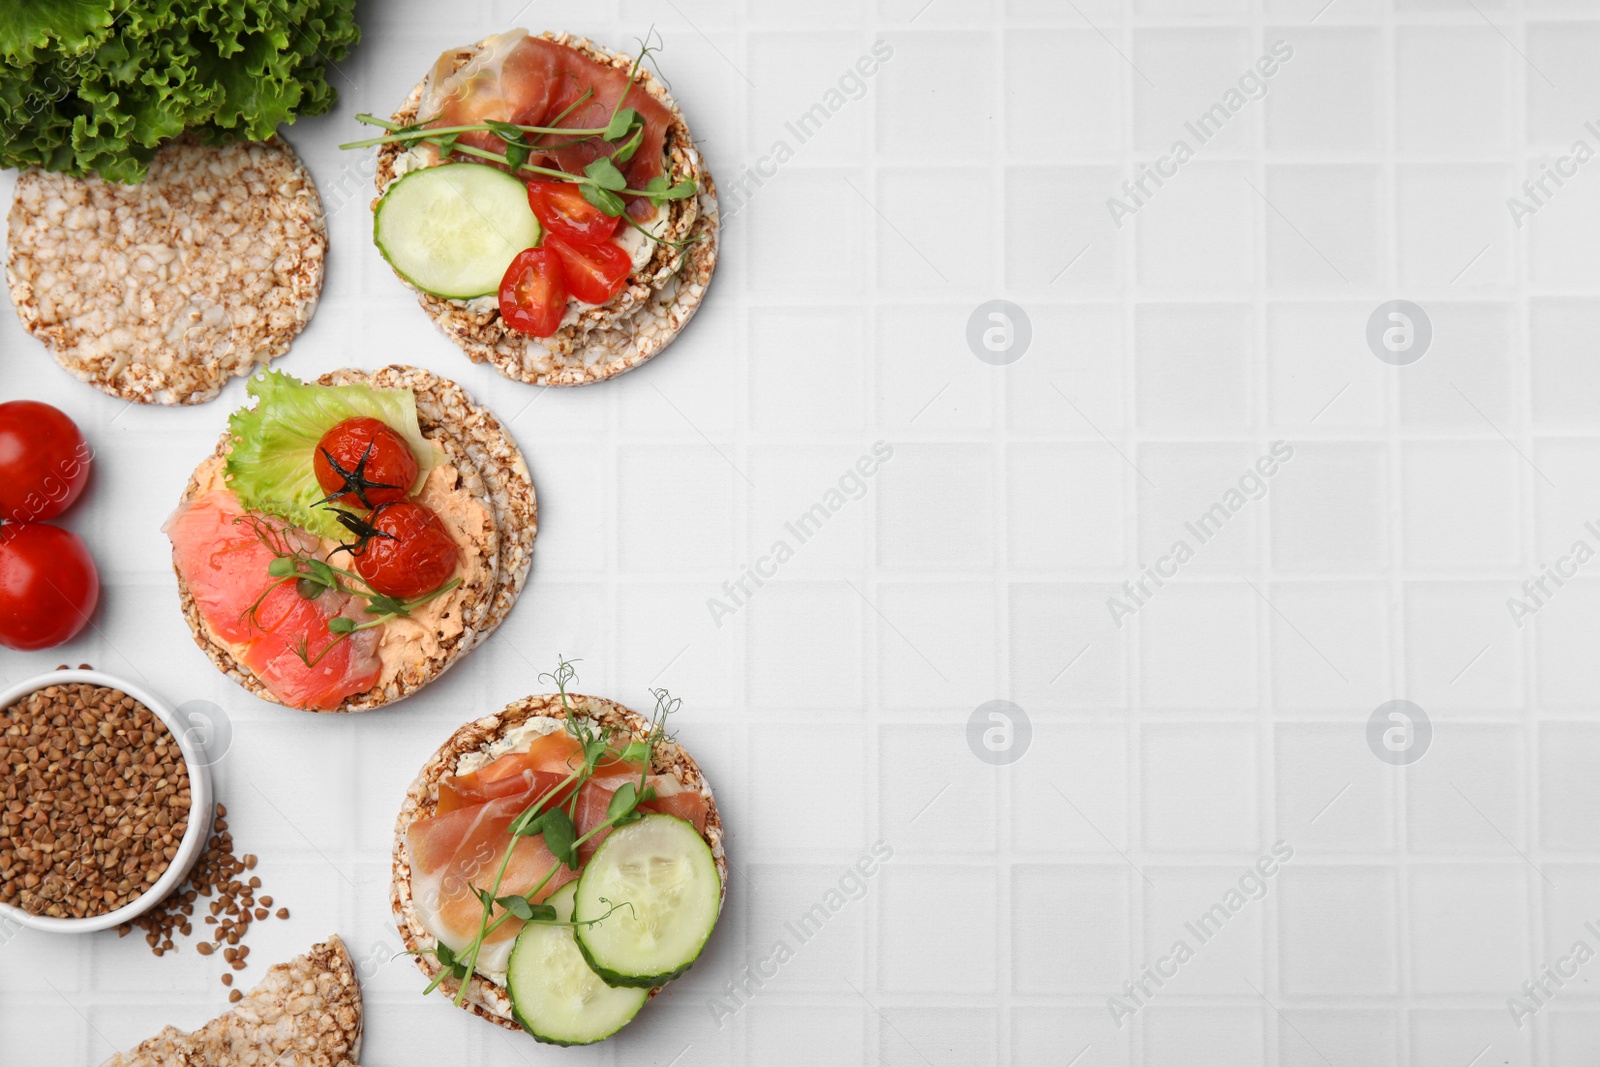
[313,416,419,509]
[0,522,99,651]
[546,234,631,306]
[526,180,622,245]
[345,501,458,600]
[0,400,91,523]
[499,246,569,337]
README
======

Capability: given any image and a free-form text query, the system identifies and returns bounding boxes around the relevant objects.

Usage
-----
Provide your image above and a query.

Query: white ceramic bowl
[0,669,214,934]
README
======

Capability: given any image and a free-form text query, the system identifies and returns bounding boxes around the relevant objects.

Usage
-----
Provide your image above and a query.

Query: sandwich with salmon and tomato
[391,662,724,1044]
[344,30,718,387]
[164,365,535,712]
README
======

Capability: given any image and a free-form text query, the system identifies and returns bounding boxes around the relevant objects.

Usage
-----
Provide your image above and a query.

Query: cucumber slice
[573,813,720,988]
[374,163,541,299]
[506,882,648,1046]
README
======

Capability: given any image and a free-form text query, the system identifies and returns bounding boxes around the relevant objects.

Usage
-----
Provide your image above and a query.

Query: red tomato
[0,401,91,523]
[0,523,99,651]
[347,501,458,600]
[499,247,568,338]
[313,416,419,508]
[526,181,622,245]
[547,234,631,306]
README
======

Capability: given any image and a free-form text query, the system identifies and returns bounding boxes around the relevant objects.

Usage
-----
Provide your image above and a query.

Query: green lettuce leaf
[0,0,114,63]
[224,371,441,541]
[0,0,359,181]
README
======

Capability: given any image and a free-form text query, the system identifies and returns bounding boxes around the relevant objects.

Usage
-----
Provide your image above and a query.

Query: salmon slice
[164,491,383,711]
[242,590,382,713]
[163,492,314,644]
[420,31,674,219]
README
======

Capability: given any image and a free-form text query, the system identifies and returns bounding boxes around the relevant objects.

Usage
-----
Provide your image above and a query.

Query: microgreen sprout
[234,515,461,668]
[338,37,697,221]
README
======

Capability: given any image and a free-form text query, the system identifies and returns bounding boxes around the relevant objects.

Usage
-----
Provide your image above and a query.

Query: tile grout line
[1248,6,1280,1048]
[1117,6,1146,1065]
[1508,12,1549,1067]
[990,12,1014,1064]
[1380,6,1417,1059]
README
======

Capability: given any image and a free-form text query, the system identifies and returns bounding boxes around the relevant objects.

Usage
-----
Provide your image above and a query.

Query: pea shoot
[233,514,461,668]
[339,36,698,224]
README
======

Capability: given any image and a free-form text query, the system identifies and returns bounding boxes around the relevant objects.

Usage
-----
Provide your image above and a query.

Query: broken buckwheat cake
[98,935,363,1067]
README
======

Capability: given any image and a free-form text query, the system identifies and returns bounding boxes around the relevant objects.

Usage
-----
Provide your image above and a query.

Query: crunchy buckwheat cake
[6,135,326,405]
[172,365,535,713]
[98,935,362,1067]
[373,31,719,387]
[390,694,727,1029]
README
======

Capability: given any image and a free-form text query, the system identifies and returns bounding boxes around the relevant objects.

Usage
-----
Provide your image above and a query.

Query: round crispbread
[372,31,719,387]
[98,934,362,1067]
[390,693,727,1030]
[172,365,536,713]
[6,135,326,405]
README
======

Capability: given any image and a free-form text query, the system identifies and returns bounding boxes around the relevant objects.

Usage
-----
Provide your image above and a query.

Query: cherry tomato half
[546,234,632,306]
[499,247,569,338]
[0,400,91,523]
[0,522,99,651]
[313,416,419,509]
[348,501,458,600]
[526,181,622,245]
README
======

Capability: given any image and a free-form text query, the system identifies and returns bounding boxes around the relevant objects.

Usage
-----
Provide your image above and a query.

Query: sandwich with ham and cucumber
[164,366,535,712]
[391,662,724,1044]
[345,30,718,387]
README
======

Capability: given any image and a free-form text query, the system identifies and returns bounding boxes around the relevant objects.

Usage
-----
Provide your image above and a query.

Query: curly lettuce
[0,0,359,182]
[225,371,441,541]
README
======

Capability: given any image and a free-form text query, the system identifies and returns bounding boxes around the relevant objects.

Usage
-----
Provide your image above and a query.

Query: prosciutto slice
[407,794,575,975]
[419,30,674,219]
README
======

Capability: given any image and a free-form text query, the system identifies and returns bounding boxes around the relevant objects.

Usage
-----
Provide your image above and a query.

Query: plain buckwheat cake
[6,136,326,405]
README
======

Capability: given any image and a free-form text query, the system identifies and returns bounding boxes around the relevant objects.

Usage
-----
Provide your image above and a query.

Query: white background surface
[4,0,1600,1064]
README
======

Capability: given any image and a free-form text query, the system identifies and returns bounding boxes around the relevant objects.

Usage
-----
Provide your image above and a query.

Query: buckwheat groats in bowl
[0,672,212,931]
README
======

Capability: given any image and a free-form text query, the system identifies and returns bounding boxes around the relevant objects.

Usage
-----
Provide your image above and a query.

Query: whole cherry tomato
[0,400,91,523]
[313,416,419,508]
[546,234,631,305]
[499,247,568,338]
[0,522,99,651]
[526,181,622,245]
[342,501,458,600]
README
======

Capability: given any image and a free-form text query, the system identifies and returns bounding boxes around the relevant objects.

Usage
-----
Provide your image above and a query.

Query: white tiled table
[3,1,1600,1064]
